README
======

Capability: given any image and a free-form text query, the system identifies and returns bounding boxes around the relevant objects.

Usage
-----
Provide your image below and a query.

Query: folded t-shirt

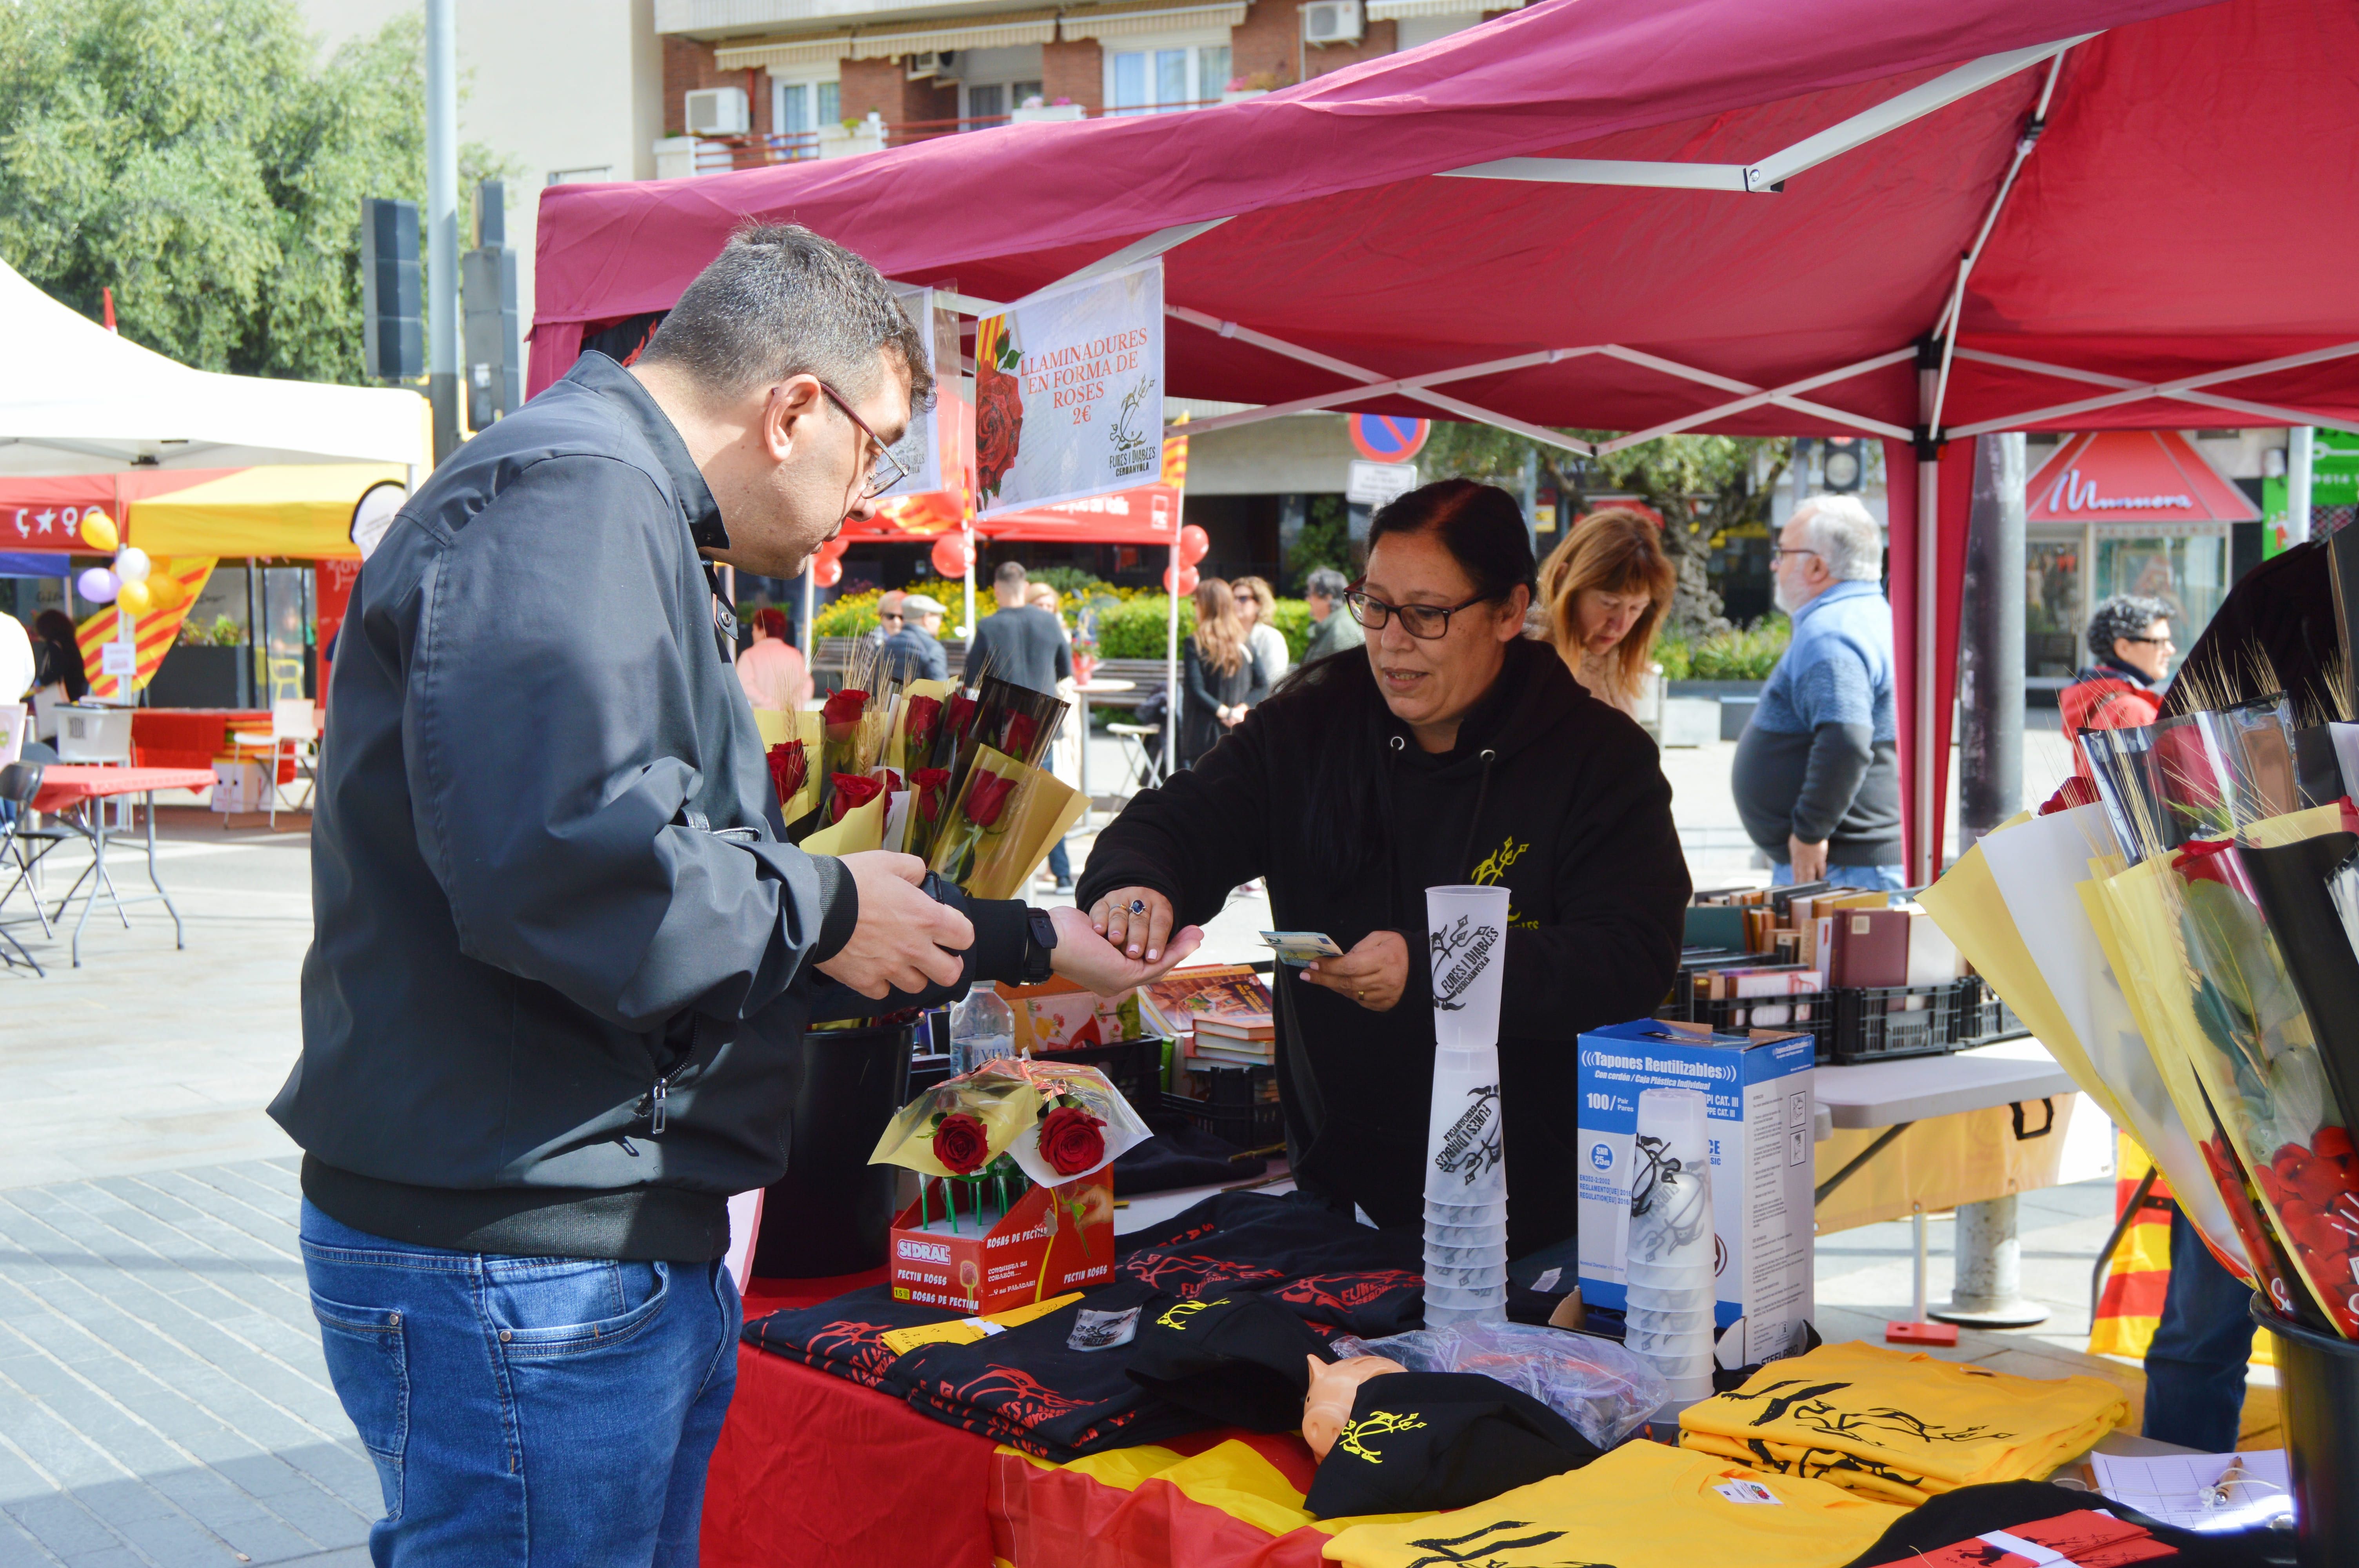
[1303,1370,1601,1519]
[1843,1478,2294,1568]
[1124,1289,1336,1432]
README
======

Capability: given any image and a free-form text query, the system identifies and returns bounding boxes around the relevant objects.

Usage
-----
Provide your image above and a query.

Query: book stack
[1189,1012,1275,1067]
[1140,965,1278,1094]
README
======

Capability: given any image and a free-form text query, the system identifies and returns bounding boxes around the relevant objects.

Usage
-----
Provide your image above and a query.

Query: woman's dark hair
[1366,479,1539,603]
[1278,479,1538,877]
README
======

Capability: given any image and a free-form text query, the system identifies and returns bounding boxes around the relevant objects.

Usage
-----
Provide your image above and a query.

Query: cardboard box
[1578,1018,1816,1367]
[888,1169,1114,1314]
[209,758,271,813]
[1000,978,1139,1053]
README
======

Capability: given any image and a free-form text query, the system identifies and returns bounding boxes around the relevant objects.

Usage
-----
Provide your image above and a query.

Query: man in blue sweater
[1730,495,1903,891]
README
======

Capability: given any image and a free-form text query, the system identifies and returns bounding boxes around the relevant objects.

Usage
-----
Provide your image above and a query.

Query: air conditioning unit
[684,86,750,136]
[905,51,954,80]
[1302,0,1364,45]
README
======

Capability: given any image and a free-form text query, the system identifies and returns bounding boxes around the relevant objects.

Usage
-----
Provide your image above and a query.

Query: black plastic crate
[1827,980,1976,1064]
[1031,1035,1170,1110]
[1956,975,2032,1047]
[1657,987,1836,1060]
[1161,1064,1285,1152]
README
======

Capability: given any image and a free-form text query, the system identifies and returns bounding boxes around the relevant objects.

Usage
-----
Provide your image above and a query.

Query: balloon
[814,535,848,562]
[115,579,154,615]
[145,574,186,612]
[113,546,151,584]
[1178,524,1210,566]
[78,511,118,552]
[812,556,843,588]
[76,567,118,604]
[1163,564,1200,597]
[930,534,972,578]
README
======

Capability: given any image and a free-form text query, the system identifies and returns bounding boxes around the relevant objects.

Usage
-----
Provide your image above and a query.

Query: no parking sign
[1349,414,1429,463]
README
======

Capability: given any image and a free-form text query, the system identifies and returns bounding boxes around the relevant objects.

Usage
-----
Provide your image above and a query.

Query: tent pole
[2289,426,2316,546]
[1914,351,1941,887]
[1165,538,1181,775]
[962,523,976,642]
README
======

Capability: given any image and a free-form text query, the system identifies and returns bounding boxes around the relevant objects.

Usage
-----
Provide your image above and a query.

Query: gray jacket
[1301,608,1364,667]
[273,353,1029,1261]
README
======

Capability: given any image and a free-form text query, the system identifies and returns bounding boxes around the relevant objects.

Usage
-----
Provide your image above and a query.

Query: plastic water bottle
[949,983,1015,1075]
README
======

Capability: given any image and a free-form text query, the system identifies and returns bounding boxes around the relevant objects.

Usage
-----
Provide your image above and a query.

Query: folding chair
[229,699,320,827]
[0,760,56,974]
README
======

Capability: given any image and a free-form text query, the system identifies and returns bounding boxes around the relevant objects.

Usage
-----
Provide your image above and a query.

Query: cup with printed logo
[1423,1241,1508,1271]
[1625,1259,1714,1293]
[1424,1043,1507,1205]
[1426,1264,1509,1294]
[1625,1279,1716,1311]
[1625,1320,1714,1357]
[1427,884,1511,1047]
[1424,1197,1507,1227]
[1425,1281,1506,1310]
[1423,1223,1509,1251]
[1623,1305,1716,1336]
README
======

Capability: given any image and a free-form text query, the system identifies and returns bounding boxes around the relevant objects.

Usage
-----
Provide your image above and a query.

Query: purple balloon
[77,567,118,604]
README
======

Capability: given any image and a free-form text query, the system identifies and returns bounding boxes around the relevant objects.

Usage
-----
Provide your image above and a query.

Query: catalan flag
[75,559,216,692]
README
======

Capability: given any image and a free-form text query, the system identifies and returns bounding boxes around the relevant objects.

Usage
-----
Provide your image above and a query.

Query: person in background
[1234,575,1289,699]
[1079,480,1688,1258]
[1730,494,1901,890]
[1,610,32,704]
[859,588,907,659]
[1028,582,1083,895]
[33,608,87,706]
[2061,594,2173,753]
[735,606,812,712]
[1299,566,1362,665]
[964,561,1075,886]
[1538,506,1676,719]
[882,593,950,683]
[1180,576,1265,768]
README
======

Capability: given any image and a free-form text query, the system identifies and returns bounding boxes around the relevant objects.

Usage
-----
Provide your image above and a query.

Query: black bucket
[2250,1296,2359,1566]
[752,1022,916,1279]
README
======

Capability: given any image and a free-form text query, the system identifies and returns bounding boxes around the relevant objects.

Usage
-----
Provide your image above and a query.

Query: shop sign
[1347,459,1418,507]
[2025,430,2255,526]
[975,260,1163,516]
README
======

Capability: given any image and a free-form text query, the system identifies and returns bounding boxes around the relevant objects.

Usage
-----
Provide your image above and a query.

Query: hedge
[1654,615,1791,682]
[1090,597,1313,662]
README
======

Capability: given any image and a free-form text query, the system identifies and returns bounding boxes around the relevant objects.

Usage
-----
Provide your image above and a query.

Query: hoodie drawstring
[1458,749,1499,876]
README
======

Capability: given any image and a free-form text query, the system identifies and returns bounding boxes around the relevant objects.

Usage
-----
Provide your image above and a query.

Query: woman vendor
[1077,480,1690,1256]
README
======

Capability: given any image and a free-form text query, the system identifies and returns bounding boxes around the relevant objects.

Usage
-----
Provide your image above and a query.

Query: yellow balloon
[79,510,118,552]
[145,574,185,612]
[115,579,154,615]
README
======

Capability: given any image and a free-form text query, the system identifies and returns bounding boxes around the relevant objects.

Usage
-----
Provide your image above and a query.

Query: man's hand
[1788,834,1829,884]
[1302,931,1410,1013]
[817,852,972,998]
[1049,906,1204,995]
[1089,886,1176,963]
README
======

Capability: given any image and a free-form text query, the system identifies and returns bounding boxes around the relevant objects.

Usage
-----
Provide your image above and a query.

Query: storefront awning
[2026,430,2258,528]
[716,9,1061,68]
[1058,0,1249,41]
[1366,0,1521,18]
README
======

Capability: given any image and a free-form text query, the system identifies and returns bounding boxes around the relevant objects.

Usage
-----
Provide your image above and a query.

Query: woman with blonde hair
[1231,574,1289,693]
[1180,576,1266,767]
[1539,506,1676,716]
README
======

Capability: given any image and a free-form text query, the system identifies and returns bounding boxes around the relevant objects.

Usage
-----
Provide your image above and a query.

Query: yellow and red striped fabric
[75,559,216,691]
[2089,1133,2175,1359]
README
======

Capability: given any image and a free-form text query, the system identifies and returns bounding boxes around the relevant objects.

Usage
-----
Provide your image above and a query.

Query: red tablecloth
[131,709,265,771]
[31,765,220,813]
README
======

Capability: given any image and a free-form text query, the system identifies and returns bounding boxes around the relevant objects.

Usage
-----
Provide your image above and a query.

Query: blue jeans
[1048,835,1071,883]
[300,1201,742,1566]
[1772,861,1906,891]
[2142,1202,2255,1452]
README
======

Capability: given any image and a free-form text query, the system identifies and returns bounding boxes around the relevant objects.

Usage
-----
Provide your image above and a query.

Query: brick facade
[1227,0,1397,88]
[1040,38,1103,112]
[663,35,777,136]
[840,56,961,129]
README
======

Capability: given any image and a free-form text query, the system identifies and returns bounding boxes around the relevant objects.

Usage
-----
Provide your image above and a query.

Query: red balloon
[1163,564,1200,597]
[1178,524,1210,566]
[812,555,843,588]
[930,534,972,577]
[816,535,849,561]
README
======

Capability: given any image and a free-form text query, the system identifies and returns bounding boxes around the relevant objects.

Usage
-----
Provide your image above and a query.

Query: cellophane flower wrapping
[869,1057,1150,1186]
[818,687,868,824]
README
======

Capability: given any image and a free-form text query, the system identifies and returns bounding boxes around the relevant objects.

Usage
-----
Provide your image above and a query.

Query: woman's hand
[1049,906,1203,995]
[1301,931,1410,1013]
[1088,886,1177,962]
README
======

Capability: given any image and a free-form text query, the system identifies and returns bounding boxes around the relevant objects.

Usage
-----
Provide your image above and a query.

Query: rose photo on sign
[976,260,1165,515]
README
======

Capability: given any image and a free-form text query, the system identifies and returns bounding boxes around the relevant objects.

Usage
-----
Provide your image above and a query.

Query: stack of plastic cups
[1423,885,1513,1326]
[1624,1087,1716,1418]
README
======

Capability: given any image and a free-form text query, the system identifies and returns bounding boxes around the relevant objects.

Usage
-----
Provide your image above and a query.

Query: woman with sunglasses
[1077,479,1688,1257]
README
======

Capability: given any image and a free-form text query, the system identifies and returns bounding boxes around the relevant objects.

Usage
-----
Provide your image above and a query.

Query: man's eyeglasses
[1343,587,1493,640]
[817,382,911,501]
[880,612,905,624]
[1770,546,1821,562]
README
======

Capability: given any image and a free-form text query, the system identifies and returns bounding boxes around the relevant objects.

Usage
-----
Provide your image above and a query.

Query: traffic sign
[1350,414,1429,463]
[1347,460,1419,507]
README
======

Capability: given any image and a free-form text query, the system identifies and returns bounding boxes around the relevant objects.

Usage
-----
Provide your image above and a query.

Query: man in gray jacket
[1299,566,1363,666]
[277,225,1197,1563]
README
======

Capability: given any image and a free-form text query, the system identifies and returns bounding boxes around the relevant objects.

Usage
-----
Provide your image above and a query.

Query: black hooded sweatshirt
[1077,637,1689,1255]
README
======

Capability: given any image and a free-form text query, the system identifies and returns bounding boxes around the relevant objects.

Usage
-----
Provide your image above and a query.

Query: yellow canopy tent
[126,463,404,559]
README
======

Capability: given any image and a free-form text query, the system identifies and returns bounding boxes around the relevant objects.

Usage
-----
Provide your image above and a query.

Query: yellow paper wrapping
[800,790,886,858]
[891,678,958,770]
[770,710,823,823]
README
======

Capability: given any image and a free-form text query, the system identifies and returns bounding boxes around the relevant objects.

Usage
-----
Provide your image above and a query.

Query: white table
[1814,1044,2081,1329]
[1073,678,1135,824]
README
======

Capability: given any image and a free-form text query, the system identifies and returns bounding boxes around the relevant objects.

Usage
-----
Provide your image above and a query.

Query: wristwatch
[1021,907,1058,985]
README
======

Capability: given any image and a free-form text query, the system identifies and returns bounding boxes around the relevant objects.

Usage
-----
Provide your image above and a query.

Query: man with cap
[884,592,950,682]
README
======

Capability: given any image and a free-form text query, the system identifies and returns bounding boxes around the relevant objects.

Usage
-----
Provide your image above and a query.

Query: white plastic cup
[1626,1087,1714,1274]
[1427,885,1512,1047]
[1423,1198,1507,1224]
[1623,1306,1715,1334]
[1641,1353,1718,1383]
[1423,1224,1509,1249]
[1625,1280,1716,1310]
[1423,1242,1507,1270]
[1427,1267,1509,1292]
[1625,1259,1714,1292]
[1426,1283,1506,1310]
[1425,1043,1507,1202]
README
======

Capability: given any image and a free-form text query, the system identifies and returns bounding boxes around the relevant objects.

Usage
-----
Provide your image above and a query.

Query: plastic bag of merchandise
[1329,1321,1667,1449]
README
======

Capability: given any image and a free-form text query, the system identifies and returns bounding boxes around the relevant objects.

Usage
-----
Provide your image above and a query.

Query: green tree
[1288,494,1352,591]
[0,0,511,383]
[1420,423,1794,641]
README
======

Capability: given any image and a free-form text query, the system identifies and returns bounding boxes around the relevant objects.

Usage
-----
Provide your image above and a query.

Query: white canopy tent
[0,260,429,477]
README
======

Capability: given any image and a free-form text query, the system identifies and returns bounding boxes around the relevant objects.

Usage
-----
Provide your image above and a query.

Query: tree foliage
[1420,423,1793,640]
[0,0,511,382]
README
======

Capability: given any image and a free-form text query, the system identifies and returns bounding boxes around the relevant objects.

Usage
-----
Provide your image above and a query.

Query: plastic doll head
[1301,1355,1406,1459]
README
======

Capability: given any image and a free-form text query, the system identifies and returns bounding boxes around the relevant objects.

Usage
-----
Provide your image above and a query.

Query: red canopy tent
[531,0,2359,878]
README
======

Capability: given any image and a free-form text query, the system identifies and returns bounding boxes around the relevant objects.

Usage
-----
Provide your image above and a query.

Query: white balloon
[113,546,151,584]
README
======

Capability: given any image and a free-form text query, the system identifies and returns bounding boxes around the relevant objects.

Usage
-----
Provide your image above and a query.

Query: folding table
[24,764,219,967]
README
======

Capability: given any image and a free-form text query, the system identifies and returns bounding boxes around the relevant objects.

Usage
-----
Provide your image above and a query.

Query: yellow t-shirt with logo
[1678,1341,2127,1504]
[1320,1438,1906,1568]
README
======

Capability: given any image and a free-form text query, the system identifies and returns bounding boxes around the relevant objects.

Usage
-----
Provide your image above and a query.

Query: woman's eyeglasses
[1343,588,1492,640]
[817,382,911,501]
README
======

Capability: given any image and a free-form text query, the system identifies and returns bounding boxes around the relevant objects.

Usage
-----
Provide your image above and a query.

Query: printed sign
[1347,459,1419,508]
[99,641,139,676]
[976,261,1164,516]
[875,287,961,502]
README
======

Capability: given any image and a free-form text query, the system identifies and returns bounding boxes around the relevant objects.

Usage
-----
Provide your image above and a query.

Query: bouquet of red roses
[930,746,1025,888]
[818,687,868,825]
[904,766,954,864]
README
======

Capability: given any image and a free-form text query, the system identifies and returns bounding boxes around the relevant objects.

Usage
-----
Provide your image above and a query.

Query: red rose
[913,767,952,821]
[1003,711,1040,760]
[829,771,885,824]
[945,693,978,742]
[933,1112,989,1175]
[767,740,808,806]
[965,770,1018,829]
[903,695,942,758]
[1039,1105,1105,1177]
[976,365,1024,497]
[823,688,869,736]
[880,768,903,799]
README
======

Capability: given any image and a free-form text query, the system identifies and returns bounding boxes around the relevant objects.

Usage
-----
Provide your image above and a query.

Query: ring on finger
[1129,898,1147,914]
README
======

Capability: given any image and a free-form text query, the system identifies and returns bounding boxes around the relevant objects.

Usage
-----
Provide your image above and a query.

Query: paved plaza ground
[0,726,2271,1564]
